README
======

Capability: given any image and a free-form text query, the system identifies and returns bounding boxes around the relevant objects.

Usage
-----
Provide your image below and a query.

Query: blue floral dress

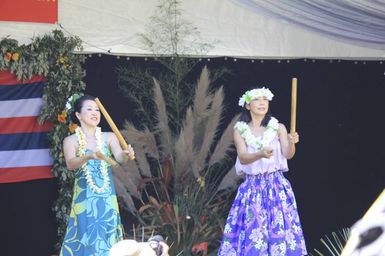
[60,135,123,256]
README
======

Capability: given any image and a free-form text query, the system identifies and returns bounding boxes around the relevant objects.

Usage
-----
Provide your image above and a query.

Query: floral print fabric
[218,171,307,256]
[60,135,123,256]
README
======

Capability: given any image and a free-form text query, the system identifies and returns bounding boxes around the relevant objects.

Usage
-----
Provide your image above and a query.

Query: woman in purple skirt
[218,87,307,256]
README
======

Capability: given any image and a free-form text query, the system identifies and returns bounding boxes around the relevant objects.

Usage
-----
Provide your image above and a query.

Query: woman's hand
[87,151,103,160]
[89,151,99,160]
[261,146,274,158]
[288,132,299,144]
[278,123,298,159]
[94,151,119,166]
[124,144,135,160]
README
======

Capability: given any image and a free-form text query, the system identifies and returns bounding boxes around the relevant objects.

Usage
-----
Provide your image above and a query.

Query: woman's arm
[108,132,135,163]
[63,135,94,170]
[234,129,273,165]
[278,123,299,159]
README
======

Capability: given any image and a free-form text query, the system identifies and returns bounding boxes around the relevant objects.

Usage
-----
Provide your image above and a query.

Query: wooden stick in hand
[95,97,135,160]
[290,78,297,134]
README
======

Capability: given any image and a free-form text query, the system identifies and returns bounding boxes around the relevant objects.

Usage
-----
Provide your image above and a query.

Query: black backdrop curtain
[0,179,58,256]
[1,56,383,255]
[84,56,385,252]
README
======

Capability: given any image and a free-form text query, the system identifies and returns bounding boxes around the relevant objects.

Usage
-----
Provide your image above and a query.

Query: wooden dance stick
[95,98,135,160]
[290,78,297,134]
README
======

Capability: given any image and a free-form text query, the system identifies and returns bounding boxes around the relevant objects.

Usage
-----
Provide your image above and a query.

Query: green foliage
[0,30,86,244]
[140,0,213,56]
[310,228,350,256]
[114,2,235,254]
[117,0,229,134]
[116,68,240,255]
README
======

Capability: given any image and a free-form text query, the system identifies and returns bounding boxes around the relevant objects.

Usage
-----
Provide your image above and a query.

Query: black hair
[70,94,96,125]
[239,108,272,127]
[238,87,273,127]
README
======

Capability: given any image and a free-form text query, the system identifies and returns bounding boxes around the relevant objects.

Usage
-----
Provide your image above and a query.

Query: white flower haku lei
[65,100,72,111]
[234,117,279,150]
[75,127,110,193]
[65,93,83,112]
[238,87,274,107]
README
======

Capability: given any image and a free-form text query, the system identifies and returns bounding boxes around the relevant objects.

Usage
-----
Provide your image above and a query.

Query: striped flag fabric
[0,71,54,183]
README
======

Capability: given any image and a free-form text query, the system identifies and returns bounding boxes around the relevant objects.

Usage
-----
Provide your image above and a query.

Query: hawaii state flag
[0,0,58,24]
[0,71,54,183]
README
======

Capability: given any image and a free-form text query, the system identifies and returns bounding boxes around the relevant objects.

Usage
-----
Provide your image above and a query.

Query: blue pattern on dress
[60,134,123,256]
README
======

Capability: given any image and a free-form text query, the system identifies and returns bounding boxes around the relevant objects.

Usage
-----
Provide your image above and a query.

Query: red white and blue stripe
[0,71,54,183]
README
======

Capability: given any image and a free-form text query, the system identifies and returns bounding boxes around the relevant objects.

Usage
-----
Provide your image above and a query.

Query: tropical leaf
[311,228,350,256]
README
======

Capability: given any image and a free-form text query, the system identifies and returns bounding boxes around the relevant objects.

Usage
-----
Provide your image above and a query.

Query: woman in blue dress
[218,88,307,256]
[60,95,135,256]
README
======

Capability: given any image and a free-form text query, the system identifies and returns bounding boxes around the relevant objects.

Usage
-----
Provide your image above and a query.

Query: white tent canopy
[1,0,384,59]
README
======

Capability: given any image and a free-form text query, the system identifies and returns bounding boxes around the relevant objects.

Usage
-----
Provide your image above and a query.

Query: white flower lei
[75,126,110,193]
[65,93,83,113]
[238,87,274,107]
[65,96,73,111]
[234,117,279,150]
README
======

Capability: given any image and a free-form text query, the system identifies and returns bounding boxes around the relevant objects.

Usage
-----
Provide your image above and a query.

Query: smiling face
[75,100,101,127]
[247,96,269,116]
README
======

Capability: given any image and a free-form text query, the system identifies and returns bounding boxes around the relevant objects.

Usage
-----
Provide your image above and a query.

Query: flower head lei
[64,93,84,133]
[238,87,274,107]
[65,93,84,114]
[75,126,110,194]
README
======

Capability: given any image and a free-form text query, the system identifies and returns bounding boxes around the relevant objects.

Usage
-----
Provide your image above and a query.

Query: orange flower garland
[57,110,67,123]
[68,123,78,133]
[11,52,19,61]
[5,52,11,62]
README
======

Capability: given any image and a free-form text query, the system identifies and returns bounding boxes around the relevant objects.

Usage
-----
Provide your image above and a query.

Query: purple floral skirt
[218,171,307,256]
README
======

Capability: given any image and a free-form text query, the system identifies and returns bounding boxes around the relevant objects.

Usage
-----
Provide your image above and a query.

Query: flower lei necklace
[75,126,110,193]
[234,117,279,150]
